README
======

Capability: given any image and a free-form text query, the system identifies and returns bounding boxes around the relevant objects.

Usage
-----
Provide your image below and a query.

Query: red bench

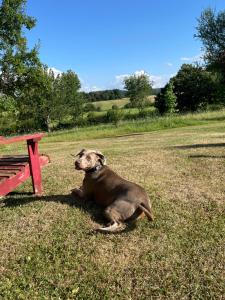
[0,133,50,197]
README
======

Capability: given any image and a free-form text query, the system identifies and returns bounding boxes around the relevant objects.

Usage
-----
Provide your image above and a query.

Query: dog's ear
[74,149,86,157]
[95,150,106,165]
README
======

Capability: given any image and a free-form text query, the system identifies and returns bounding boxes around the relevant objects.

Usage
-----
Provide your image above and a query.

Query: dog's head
[73,149,106,171]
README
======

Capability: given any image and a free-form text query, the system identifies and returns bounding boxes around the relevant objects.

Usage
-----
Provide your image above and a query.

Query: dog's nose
[75,161,81,169]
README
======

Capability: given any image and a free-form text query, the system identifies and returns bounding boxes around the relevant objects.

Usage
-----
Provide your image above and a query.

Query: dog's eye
[86,156,91,161]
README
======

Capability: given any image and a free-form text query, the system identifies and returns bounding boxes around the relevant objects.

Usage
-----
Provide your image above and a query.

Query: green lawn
[0,110,224,299]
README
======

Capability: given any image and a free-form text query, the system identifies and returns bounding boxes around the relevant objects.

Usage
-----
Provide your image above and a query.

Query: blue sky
[25,0,225,91]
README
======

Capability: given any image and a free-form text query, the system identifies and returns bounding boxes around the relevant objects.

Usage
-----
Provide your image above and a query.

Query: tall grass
[45,109,225,143]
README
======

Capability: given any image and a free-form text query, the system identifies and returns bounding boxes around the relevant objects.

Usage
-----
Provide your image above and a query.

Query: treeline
[82,88,160,102]
[83,89,126,102]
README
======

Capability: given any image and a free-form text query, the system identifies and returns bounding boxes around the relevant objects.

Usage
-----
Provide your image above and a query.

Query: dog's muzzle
[75,161,82,170]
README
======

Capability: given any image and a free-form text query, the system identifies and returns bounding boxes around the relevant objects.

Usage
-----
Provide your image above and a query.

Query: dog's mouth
[75,162,82,170]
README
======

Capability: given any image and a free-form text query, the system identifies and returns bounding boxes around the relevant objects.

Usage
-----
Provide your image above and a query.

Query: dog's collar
[85,165,103,174]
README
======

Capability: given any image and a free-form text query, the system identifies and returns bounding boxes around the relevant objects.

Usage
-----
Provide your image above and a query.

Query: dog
[71,149,153,232]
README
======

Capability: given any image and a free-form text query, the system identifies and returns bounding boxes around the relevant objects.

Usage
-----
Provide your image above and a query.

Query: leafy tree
[195,8,225,81]
[155,82,177,114]
[124,73,152,111]
[16,66,56,132]
[0,0,41,97]
[0,1,84,133]
[171,64,217,112]
[0,95,18,133]
[54,70,84,123]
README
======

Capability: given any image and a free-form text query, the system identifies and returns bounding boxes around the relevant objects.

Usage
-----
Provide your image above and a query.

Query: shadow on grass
[174,142,225,149]
[189,154,225,159]
[1,193,138,233]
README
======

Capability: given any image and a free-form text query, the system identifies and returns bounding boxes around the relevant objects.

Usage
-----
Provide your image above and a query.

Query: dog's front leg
[71,186,85,199]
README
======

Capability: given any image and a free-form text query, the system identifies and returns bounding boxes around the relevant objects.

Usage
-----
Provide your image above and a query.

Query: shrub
[84,103,96,112]
[106,107,124,126]
[112,104,118,110]
[155,82,177,115]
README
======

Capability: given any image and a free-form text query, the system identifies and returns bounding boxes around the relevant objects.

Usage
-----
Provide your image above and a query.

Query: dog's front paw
[71,188,83,199]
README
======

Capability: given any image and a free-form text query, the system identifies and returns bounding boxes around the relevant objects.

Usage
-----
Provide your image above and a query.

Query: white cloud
[115,70,148,83]
[133,70,147,77]
[114,70,173,89]
[180,54,203,63]
[115,74,130,84]
[80,69,175,92]
[166,62,173,67]
[114,70,150,89]
[81,83,103,92]
[150,74,175,88]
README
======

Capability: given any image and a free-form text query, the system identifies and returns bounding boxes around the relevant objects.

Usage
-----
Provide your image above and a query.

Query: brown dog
[72,149,153,232]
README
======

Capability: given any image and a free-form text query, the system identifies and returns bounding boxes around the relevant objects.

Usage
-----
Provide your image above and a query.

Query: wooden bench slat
[0,154,29,158]
[0,157,29,162]
[0,175,10,180]
[0,170,18,175]
[0,166,24,170]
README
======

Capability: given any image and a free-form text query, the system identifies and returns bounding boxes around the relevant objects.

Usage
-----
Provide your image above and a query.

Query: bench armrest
[0,133,45,145]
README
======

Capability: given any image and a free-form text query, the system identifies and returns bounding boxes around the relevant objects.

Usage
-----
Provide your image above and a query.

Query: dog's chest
[83,175,114,206]
[94,190,114,206]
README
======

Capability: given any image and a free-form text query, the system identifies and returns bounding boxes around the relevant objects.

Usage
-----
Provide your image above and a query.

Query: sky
[24,0,225,91]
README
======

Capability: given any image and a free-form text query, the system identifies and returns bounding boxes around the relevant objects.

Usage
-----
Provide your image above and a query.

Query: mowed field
[92,95,155,111]
[0,118,224,299]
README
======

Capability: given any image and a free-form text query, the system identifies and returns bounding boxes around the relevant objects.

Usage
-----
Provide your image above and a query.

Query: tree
[195,8,225,81]
[16,66,56,132]
[0,1,84,133]
[0,0,41,97]
[155,82,177,115]
[0,95,18,134]
[171,64,217,112]
[54,70,85,123]
[124,73,152,111]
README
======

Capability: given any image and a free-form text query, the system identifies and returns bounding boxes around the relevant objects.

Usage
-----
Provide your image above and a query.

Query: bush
[124,102,135,109]
[112,104,118,110]
[87,112,96,125]
[106,107,124,126]
[84,103,96,112]
[155,82,177,115]
[96,104,102,112]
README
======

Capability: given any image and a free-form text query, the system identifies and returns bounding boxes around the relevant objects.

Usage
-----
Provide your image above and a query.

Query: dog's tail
[138,202,154,221]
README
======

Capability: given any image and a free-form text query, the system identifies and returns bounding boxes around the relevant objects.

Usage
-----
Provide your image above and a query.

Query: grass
[92,98,130,110]
[92,96,155,111]
[0,110,225,299]
[41,109,225,144]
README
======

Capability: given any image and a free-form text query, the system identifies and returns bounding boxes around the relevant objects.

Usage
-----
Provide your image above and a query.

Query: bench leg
[27,140,42,195]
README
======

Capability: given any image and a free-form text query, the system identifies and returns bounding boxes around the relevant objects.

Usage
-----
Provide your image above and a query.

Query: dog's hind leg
[97,200,138,233]
[97,206,124,233]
